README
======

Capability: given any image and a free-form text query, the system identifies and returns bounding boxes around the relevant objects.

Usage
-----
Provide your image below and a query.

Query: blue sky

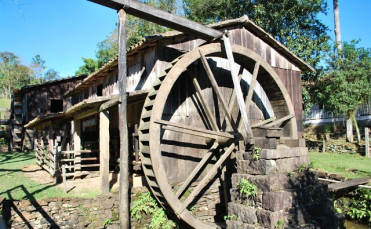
[1,0,370,77]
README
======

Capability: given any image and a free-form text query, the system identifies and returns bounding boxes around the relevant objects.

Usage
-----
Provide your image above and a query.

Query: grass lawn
[0,151,99,200]
[309,151,371,179]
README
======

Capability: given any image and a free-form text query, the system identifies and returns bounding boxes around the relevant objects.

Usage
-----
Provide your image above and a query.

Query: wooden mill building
[21,15,341,228]
[8,75,87,151]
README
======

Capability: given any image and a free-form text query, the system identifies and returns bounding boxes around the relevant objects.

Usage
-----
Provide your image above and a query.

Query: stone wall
[226,144,345,229]
[1,194,120,229]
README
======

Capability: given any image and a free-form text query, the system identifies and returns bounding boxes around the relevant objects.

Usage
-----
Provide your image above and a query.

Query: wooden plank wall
[26,78,85,122]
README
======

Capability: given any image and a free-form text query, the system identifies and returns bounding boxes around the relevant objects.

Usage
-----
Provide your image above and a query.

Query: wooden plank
[60,157,98,162]
[65,164,101,169]
[87,0,223,41]
[251,117,276,128]
[100,110,110,194]
[328,177,370,191]
[199,49,238,132]
[264,114,295,128]
[179,143,235,213]
[155,119,234,139]
[187,70,218,131]
[175,142,219,198]
[118,9,130,229]
[61,150,100,154]
[73,119,81,179]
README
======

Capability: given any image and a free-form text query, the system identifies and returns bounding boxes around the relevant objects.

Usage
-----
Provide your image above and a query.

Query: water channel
[344,220,370,229]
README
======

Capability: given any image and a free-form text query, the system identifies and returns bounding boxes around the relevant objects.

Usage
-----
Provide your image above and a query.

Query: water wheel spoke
[199,50,238,133]
[251,117,276,128]
[238,60,260,131]
[187,69,219,131]
[175,141,219,198]
[154,119,234,139]
[179,142,236,213]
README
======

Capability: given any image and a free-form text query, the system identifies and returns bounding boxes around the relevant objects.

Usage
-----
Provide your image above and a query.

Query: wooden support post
[118,8,129,229]
[100,110,110,193]
[73,119,81,179]
[366,127,369,158]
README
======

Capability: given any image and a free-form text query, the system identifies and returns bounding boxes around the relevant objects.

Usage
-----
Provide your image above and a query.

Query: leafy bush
[130,191,177,229]
[346,188,371,225]
[237,178,257,200]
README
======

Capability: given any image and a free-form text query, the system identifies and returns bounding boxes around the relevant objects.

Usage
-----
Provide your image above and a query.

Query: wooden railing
[304,104,371,121]
[60,150,100,178]
[34,142,57,176]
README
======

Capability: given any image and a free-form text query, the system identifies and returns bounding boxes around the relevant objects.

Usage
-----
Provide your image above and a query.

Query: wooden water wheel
[139,41,297,228]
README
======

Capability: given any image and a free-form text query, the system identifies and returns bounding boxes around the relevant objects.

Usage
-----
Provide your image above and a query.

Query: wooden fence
[304,103,371,121]
[34,141,57,176]
[60,150,100,178]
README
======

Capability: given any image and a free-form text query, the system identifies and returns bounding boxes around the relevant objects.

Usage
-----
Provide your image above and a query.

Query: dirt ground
[22,164,120,194]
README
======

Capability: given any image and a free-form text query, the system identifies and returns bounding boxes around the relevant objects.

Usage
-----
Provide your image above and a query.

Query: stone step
[231,171,318,193]
[237,155,310,175]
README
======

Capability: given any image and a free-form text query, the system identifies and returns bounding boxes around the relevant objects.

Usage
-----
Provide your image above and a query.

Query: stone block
[262,191,291,211]
[256,209,285,228]
[260,147,308,160]
[237,160,277,175]
[228,202,257,224]
[226,220,243,228]
[275,156,310,173]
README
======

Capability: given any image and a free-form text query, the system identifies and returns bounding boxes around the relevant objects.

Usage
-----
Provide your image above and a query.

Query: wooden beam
[118,9,130,229]
[251,117,276,128]
[222,35,252,140]
[100,110,110,194]
[264,114,295,128]
[179,143,236,213]
[73,119,81,179]
[87,0,223,41]
[328,177,370,191]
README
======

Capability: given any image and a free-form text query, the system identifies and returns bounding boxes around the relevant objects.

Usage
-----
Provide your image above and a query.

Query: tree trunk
[346,118,353,142]
[352,115,361,143]
[333,0,342,52]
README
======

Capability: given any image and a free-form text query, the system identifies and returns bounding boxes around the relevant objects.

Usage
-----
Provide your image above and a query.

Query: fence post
[366,127,370,158]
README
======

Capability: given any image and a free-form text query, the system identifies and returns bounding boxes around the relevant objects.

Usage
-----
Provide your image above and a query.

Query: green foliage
[237,178,257,200]
[0,52,32,98]
[252,146,261,161]
[346,189,371,225]
[76,0,177,75]
[315,40,371,142]
[274,219,285,228]
[130,191,177,228]
[334,200,342,213]
[0,151,99,200]
[224,214,238,221]
[103,218,112,227]
[309,151,371,179]
[297,163,307,173]
[323,125,331,134]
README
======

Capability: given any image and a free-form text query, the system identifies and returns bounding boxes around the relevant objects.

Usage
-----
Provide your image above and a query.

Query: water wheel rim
[140,42,297,228]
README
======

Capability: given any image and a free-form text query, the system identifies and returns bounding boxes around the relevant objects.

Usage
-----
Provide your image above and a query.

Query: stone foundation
[227,143,345,229]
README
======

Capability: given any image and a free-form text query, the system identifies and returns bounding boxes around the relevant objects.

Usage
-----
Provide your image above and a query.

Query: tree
[315,40,371,143]
[30,54,60,84]
[0,52,32,99]
[75,0,177,75]
[183,0,330,112]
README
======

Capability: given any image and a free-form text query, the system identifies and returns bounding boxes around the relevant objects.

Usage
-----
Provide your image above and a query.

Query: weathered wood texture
[328,177,370,191]
[23,76,86,122]
[100,110,110,193]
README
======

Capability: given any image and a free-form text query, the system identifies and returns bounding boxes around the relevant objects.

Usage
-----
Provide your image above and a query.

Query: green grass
[0,151,99,200]
[309,151,371,179]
